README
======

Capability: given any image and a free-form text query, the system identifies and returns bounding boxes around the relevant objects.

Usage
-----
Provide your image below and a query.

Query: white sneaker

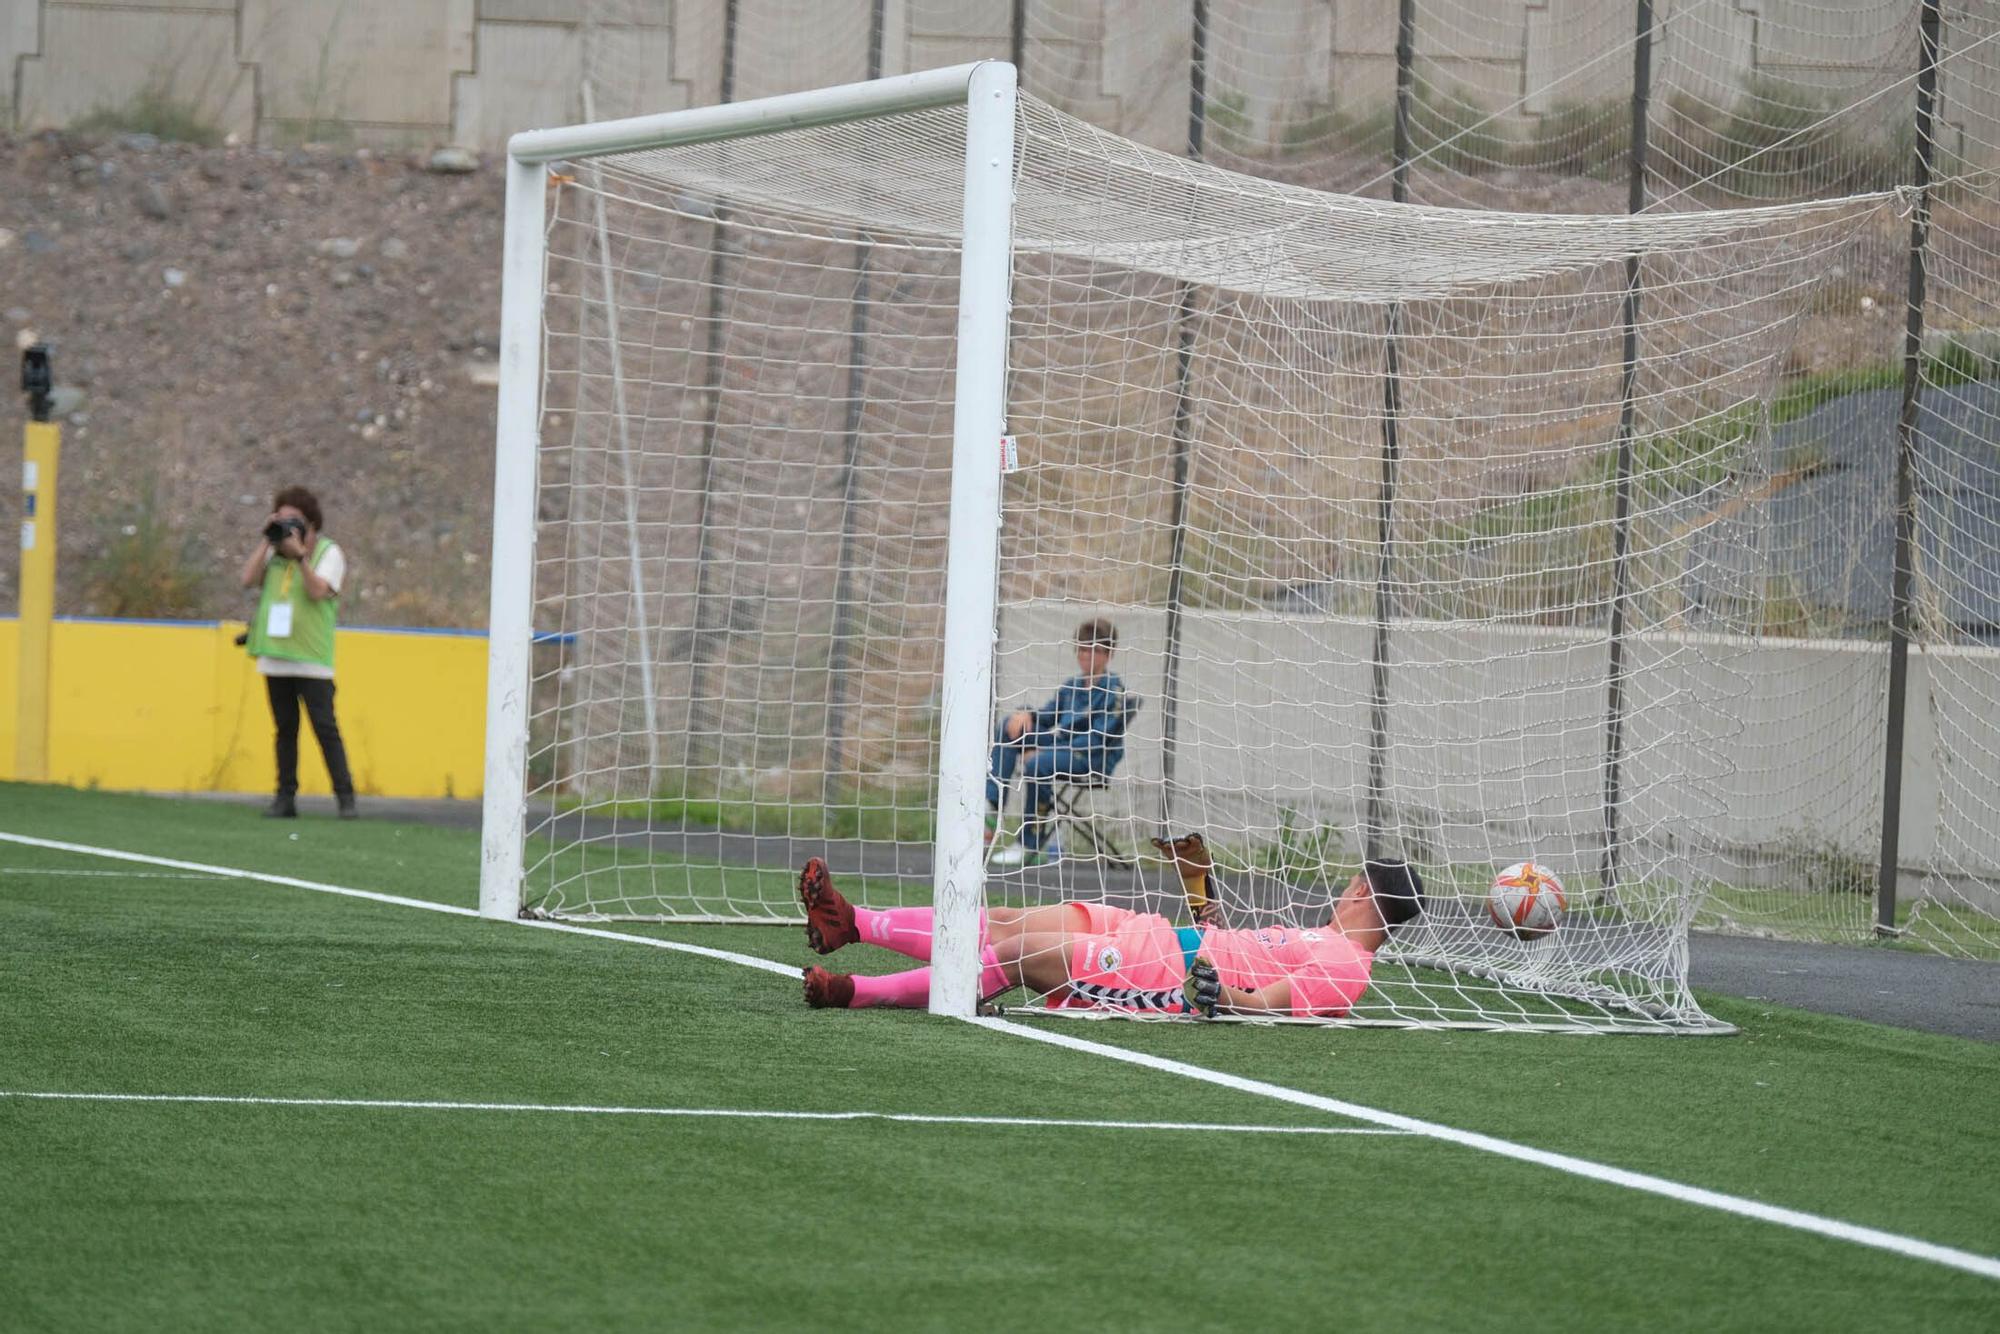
[989,842,1052,867]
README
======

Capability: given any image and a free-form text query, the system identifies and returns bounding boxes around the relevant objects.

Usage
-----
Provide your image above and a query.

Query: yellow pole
[18,418,59,780]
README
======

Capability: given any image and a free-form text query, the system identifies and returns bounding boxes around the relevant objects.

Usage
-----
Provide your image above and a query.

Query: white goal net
[484,63,1904,1031]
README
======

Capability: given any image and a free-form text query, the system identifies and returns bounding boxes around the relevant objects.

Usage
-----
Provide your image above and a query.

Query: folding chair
[1048,693,1142,868]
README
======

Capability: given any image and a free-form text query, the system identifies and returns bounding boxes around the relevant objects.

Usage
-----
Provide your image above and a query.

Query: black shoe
[264,796,298,819]
[337,794,358,820]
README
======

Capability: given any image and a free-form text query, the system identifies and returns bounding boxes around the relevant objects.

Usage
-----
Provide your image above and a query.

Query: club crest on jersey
[1098,946,1123,972]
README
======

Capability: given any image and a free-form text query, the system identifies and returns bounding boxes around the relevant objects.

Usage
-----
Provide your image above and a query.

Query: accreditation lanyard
[267,557,301,638]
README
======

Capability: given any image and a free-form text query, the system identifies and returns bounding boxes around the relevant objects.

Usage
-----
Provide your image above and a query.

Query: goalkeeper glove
[1182,955,1222,1018]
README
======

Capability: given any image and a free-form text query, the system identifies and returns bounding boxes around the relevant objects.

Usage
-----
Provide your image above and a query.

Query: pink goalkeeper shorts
[1062,905,1186,994]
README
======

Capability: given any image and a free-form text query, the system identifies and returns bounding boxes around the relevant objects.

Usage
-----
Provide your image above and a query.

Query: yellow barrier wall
[0,618,487,798]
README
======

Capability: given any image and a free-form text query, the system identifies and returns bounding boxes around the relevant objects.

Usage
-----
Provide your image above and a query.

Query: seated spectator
[986,617,1128,866]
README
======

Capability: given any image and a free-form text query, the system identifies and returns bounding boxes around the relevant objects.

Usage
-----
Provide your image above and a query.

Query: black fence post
[1878,0,1942,934]
[1156,0,1209,837]
[1011,0,1026,75]
[683,0,741,776]
[1600,0,1653,896]
[1363,0,1416,860]
[820,0,889,811]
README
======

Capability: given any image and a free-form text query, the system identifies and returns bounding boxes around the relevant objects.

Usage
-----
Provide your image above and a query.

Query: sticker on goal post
[1000,434,1019,474]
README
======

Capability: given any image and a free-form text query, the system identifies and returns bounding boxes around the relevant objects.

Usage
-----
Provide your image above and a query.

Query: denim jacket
[1030,673,1130,764]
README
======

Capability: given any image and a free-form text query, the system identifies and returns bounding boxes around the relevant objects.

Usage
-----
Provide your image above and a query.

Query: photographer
[240,486,357,819]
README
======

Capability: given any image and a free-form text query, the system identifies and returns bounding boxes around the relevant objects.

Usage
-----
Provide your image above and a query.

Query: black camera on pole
[21,343,53,422]
[264,515,308,548]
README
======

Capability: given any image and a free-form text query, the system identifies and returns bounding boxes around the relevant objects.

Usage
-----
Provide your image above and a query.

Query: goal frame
[478,62,1019,1018]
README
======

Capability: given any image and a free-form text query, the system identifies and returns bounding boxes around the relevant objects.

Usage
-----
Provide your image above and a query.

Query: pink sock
[979,946,1011,999]
[849,967,930,1008]
[853,908,993,963]
[854,906,936,960]
[845,954,1009,1007]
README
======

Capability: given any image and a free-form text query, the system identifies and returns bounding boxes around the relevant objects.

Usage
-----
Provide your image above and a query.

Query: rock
[137,181,172,220]
[199,160,226,183]
[317,236,360,259]
[162,267,188,288]
[426,146,479,174]
[673,192,718,221]
[240,175,264,192]
[24,230,59,253]
[378,236,409,261]
[120,132,160,152]
[331,268,354,288]
[97,160,119,181]
[49,386,86,416]
[68,153,97,175]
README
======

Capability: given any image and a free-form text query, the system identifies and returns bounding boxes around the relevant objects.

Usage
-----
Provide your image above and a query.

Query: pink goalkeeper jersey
[1201,925,1376,1018]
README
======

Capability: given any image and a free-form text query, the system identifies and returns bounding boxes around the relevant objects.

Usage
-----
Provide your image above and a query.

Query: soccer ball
[1488,861,1566,941]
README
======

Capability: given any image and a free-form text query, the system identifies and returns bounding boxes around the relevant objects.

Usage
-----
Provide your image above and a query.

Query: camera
[21,344,52,421]
[264,515,308,547]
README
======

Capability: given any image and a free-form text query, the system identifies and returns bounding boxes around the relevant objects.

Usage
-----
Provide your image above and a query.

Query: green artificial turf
[2,783,1997,1331]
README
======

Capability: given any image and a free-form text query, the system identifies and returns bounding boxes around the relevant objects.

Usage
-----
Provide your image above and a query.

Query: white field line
[8,829,1998,1283]
[0,1090,1405,1137]
[0,832,795,978]
[1,866,228,880]
[972,1017,2000,1282]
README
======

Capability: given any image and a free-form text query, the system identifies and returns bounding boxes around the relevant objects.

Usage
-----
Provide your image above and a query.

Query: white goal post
[478,61,1900,1033]
[480,62,1017,1017]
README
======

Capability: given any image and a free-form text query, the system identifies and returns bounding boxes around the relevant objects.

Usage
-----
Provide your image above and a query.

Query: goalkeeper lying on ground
[797,834,1424,1018]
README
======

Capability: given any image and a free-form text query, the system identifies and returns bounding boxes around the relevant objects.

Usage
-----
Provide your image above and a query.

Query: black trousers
[266,676,354,798]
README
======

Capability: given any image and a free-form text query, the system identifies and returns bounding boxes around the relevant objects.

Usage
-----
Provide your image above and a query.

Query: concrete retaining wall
[997,600,2000,885]
[6,1,1992,163]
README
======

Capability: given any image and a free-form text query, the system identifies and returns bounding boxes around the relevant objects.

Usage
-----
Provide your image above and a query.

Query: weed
[1408,81,1510,175]
[1248,806,1348,885]
[71,80,222,146]
[84,482,211,617]
[1279,98,1371,154]
[1521,99,1632,180]
[1787,833,1880,896]
[1206,89,1258,155]
[1660,76,1911,198]
[267,6,355,147]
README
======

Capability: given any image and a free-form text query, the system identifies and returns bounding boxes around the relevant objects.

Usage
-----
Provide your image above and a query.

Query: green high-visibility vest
[246,536,338,670]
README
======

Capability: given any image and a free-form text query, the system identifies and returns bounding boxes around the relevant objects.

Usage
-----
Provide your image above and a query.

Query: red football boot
[802,966,856,1009]
[797,857,859,955]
